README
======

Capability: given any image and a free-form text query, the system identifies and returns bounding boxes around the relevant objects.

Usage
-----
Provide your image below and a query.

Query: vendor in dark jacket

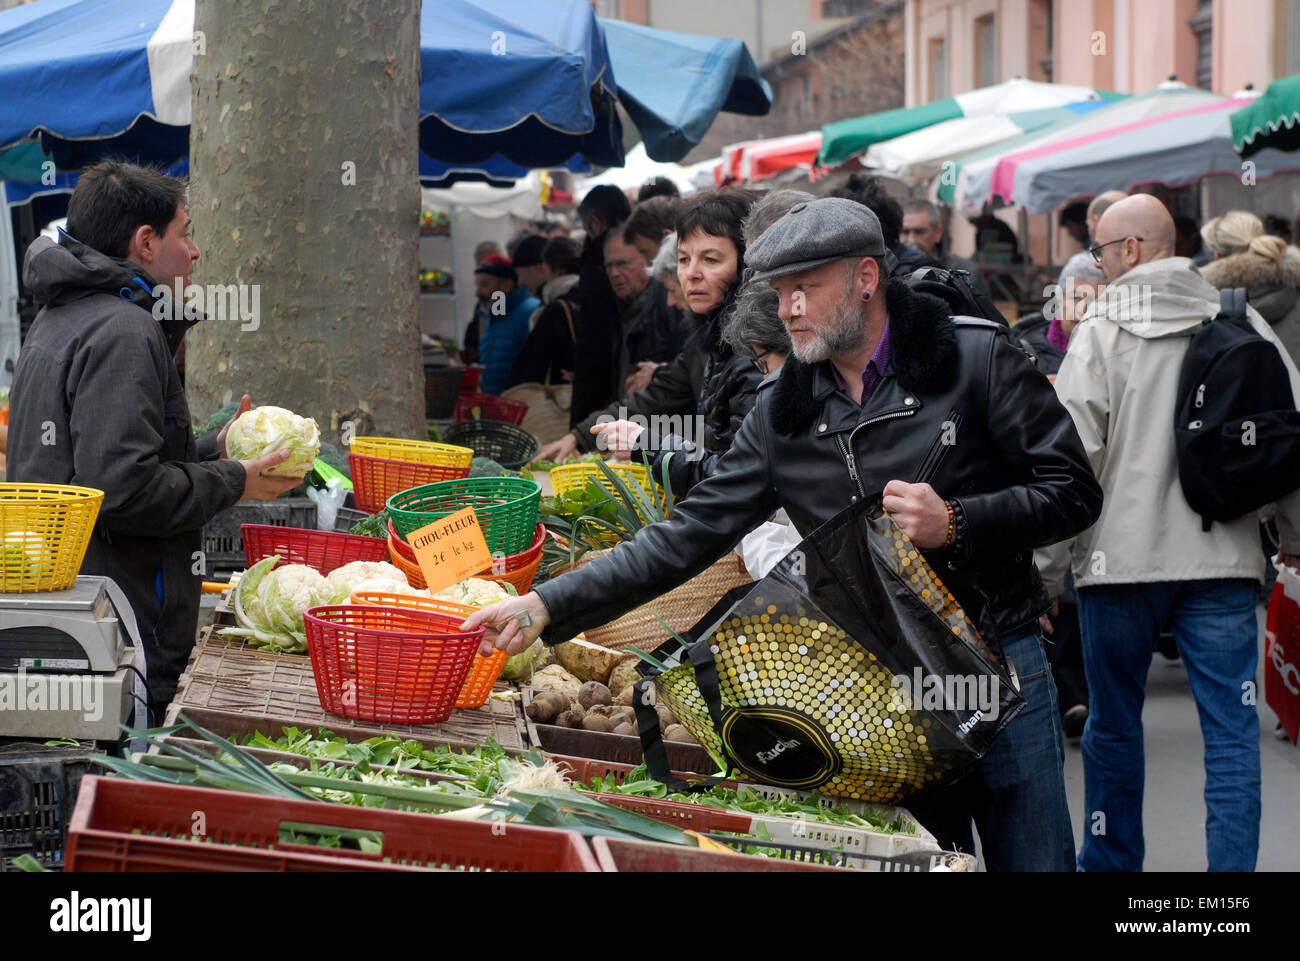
[568,186,632,427]
[466,199,1104,872]
[7,162,302,710]
[534,189,762,464]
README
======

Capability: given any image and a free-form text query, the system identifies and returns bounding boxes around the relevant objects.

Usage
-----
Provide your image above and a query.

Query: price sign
[407,507,492,596]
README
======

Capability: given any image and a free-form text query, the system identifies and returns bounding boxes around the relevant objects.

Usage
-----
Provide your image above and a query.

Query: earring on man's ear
[862,290,873,302]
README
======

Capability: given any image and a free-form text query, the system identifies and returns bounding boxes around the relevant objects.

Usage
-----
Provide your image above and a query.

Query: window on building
[801,75,811,118]
[1287,0,1300,74]
[594,0,620,18]
[975,14,996,88]
[1190,0,1213,90]
[1032,0,1054,82]
[822,0,874,15]
[929,36,948,100]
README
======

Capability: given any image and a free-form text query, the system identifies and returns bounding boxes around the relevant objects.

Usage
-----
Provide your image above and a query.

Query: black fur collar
[771,278,958,436]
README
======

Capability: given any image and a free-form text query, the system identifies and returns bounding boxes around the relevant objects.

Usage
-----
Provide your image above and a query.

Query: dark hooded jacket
[8,236,246,708]
[536,279,1102,651]
[569,285,762,455]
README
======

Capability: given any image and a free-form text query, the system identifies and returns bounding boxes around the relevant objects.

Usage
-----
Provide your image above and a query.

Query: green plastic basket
[387,476,542,556]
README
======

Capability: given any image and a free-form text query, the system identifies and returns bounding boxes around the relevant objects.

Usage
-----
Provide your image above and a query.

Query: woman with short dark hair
[536,189,763,466]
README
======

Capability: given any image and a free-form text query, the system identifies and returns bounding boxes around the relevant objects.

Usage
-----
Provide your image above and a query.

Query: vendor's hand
[590,419,645,460]
[881,480,950,550]
[1039,600,1059,636]
[461,592,550,656]
[239,449,304,502]
[217,394,252,458]
[534,432,579,466]
[623,361,660,396]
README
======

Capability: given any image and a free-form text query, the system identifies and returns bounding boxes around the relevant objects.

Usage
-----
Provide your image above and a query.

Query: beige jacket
[1036,257,1300,595]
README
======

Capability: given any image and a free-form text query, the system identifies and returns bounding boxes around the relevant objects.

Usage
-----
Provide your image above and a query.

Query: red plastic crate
[304,605,480,724]
[65,776,599,872]
[241,524,390,574]
[455,393,528,425]
[545,753,732,788]
[591,794,755,834]
[591,835,843,872]
[460,365,483,393]
[347,452,471,514]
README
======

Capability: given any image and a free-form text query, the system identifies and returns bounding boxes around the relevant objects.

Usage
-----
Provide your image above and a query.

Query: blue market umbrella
[0,0,623,170]
[597,18,771,162]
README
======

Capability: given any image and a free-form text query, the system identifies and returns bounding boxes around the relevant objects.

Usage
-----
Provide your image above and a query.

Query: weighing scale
[0,576,148,742]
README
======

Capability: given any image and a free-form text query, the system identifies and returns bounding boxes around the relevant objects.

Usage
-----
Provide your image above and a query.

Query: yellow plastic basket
[349,436,474,468]
[0,484,104,592]
[549,462,662,527]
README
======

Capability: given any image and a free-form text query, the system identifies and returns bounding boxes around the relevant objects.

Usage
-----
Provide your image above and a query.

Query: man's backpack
[1174,287,1300,530]
[903,265,1009,327]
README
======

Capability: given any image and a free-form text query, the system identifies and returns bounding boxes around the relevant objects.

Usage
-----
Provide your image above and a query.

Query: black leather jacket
[572,286,762,454]
[535,279,1103,649]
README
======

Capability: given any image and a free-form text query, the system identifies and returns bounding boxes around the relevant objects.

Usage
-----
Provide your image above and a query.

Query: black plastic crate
[425,365,467,419]
[0,742,98,871]
[201,498,317,573]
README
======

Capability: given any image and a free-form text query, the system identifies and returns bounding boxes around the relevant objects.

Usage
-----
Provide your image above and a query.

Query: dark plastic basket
[424,365,468,419]
[455,393,528,425]
[1,742,98,871]
[202,498,318,574]
[441,419,539,470]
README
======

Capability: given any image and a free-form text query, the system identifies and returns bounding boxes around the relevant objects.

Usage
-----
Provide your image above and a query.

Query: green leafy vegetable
[348,508,391,538]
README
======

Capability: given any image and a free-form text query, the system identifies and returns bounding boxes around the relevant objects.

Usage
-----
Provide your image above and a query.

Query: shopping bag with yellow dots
[632,497,1025,803]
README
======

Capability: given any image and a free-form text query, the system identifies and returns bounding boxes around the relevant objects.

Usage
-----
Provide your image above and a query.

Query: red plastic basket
[348,452,471,514]
[388,519,546,594]
[241,524,390,574]
[350,591,507,709]
[65,776,599,872]
[303,605,481,724]
[455,393,529,425]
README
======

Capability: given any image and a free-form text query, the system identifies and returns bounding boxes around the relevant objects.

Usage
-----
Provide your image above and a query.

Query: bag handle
[1219,287,1247,320]
[633,637,733,792]
[544,299,578,392]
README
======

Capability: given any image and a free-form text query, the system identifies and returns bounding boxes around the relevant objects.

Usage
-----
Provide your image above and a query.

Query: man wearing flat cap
[467,199,1103,871]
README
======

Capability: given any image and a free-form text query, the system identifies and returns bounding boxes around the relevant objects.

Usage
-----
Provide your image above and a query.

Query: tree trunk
[186,0,423,448]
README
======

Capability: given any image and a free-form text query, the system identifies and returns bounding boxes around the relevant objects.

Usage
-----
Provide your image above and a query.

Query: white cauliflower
[221,557,332,653]
[325,560,412,602]
[433,576,514,608]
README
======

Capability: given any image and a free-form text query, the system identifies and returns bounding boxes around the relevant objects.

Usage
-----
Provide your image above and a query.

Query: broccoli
[349,508,391,538]
[468,456,507,478]
[203,399,243,433]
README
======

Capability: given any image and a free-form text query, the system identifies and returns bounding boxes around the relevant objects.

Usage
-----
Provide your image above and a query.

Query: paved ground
[1062,605,1299,872]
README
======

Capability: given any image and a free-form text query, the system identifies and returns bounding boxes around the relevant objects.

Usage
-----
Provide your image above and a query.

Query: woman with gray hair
[1015,259,1106,377]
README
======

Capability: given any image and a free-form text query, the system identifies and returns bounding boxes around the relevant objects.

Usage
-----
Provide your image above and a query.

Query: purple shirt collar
[832,317,892,406]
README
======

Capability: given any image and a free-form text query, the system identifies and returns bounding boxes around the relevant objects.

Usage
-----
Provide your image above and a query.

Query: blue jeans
[1076,580,1260,872]
[905,629,1076,871]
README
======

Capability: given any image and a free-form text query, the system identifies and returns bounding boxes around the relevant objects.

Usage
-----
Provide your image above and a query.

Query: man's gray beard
[790,294,868,364]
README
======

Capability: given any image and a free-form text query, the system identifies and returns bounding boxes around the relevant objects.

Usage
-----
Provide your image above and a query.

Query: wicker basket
[575,550,753,652]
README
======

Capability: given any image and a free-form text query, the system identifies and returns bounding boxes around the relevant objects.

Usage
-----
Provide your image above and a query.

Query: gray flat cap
[745,197,887,283]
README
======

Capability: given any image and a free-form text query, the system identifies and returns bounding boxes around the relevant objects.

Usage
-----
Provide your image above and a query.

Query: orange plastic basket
[388,519,546,594]
[303,604,481,724]
[347,453,471,515]
[350,591,507,709]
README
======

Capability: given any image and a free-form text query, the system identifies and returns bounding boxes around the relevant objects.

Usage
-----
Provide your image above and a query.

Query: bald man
[1056,190,1129,290]
[1038,193,1300,872]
